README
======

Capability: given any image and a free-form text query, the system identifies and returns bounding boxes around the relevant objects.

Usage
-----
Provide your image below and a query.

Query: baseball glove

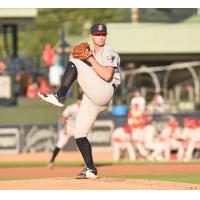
[72,43,93,60]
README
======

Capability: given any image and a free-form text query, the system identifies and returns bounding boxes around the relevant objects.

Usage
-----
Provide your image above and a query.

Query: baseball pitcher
[38,23,120,179]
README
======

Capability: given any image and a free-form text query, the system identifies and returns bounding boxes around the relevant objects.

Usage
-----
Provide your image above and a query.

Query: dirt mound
[1,178,200,190]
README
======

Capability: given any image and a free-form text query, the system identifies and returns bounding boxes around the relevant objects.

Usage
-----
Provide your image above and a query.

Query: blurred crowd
[112,90,200,162]
[2,58,200,162]
[0,56,65,100]
[15,67,52,98]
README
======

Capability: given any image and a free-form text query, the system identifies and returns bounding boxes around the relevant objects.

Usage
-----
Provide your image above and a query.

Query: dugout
[105,22,200,67]
[121,61,200,112]
[104,23,200,111]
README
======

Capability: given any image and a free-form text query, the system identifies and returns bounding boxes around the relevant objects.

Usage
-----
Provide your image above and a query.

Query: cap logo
[98,25,103,31]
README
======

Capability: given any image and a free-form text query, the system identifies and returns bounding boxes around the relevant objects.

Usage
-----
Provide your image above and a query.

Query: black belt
[112,83,117,91]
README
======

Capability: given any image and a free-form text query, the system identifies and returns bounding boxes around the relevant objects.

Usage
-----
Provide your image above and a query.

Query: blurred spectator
[0,59,7,75]
[181,117,193,150]
[0,59,12,101]
[26,77,39,98]
[37,76,52,94]
[130,90,146,112]
[160,118,184,161]
[112,124,136,161]
[131,121,149,160]
[128,103,146,127]
[42,43,56,67]
[147,91,165,113]
[180,84,193,101]
[143,118,165,161]
[123,62,135,71]
[16,68,31,96]
[49,54,64,90]
[182,118,200,161]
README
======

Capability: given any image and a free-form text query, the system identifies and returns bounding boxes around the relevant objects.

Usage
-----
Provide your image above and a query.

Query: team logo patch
[98,25,103,31]
[106,55,116,63]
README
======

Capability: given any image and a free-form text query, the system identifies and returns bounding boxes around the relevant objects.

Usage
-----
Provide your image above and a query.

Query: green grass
[105,173,200,185]
[0,160,200,167]
[0,97,111,125]
[0,97,76,125]
[0,161,83,167]
[0,176,71,181]
[1,173,200,185]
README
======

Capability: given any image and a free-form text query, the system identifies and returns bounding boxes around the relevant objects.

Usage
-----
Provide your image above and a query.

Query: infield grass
[0,173,200,185]
[0,160,200,167]
[105,173,200,185]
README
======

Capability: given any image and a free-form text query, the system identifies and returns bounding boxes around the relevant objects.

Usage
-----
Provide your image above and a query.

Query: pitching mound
[1,177,200,190]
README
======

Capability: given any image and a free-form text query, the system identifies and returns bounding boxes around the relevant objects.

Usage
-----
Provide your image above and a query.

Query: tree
[19,8,129,65]
[139,8,196,23]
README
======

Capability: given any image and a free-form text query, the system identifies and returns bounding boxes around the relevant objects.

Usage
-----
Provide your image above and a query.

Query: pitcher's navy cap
[91,24,107,35]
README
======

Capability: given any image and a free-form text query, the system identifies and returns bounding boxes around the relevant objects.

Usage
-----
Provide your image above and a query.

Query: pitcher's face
[91,34,107,47]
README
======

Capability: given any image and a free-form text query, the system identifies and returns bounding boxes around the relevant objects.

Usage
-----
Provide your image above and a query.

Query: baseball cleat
[75,167,98,179]
[38,92,64,107]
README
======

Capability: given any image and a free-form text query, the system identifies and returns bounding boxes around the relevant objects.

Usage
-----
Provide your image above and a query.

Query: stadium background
[0,8,200,189]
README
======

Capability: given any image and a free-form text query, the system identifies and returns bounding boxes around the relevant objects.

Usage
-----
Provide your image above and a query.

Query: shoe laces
[79,167,88,174]
[54,93,65,102]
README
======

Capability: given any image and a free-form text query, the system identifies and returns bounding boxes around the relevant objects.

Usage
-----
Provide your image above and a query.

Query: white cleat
[75,167,98,179]
[38,92,64,108]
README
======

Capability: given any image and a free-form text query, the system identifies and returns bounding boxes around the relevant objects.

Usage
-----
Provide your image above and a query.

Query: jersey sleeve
[102,49,120,68]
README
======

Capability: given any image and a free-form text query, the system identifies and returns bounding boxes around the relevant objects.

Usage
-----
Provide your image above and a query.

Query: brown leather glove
[72,43,93,60]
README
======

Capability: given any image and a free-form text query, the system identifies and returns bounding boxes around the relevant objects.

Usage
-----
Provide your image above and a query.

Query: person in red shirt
[38,78,51,94]
[26,77,39,98]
